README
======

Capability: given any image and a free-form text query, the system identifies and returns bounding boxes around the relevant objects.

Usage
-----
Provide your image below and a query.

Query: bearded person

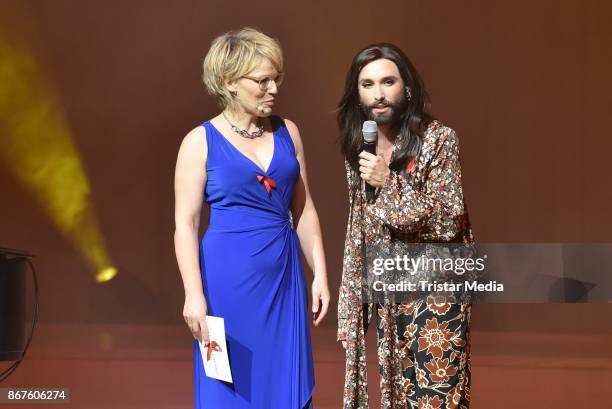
[337,43,474,409]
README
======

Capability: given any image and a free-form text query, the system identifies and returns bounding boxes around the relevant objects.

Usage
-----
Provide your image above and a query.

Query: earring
[405,87,412,101]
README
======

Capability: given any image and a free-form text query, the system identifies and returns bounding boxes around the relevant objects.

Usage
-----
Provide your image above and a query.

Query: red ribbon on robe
[257,175,276,193]
[206,340,222,361]
[405,157,416,173]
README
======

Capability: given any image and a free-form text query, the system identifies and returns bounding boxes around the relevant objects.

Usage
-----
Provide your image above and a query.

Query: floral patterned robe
[337,120,473,408]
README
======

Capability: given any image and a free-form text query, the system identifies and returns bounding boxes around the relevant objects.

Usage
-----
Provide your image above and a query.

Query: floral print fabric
[338,120,473,408]
[376,299,471,408]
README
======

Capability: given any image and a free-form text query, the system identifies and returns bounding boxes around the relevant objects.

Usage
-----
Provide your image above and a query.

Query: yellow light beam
[0,34,116,282]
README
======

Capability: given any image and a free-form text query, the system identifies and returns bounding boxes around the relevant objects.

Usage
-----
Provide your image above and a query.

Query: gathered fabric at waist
[206,206,293,233]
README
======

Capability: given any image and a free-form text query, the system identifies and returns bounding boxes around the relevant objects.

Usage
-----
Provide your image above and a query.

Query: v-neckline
[209,120,276,174]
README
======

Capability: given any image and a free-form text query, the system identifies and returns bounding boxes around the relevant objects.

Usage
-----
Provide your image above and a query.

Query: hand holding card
[198,316,233,383]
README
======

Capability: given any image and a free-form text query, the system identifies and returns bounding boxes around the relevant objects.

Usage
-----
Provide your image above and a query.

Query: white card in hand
[198,315,233,383]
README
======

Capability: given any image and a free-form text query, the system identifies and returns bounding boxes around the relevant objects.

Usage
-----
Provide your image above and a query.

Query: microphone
[362,120,378,202]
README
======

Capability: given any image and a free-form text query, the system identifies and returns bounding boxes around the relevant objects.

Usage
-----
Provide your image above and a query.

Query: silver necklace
[222,112,264,139]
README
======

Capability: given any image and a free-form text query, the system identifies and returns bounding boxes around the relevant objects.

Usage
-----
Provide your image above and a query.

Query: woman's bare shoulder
[183,124,206,146]
[281,117,303,153]
[176,123,208,170]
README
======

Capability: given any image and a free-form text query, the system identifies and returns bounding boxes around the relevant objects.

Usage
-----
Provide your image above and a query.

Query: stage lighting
[0,34,117,282]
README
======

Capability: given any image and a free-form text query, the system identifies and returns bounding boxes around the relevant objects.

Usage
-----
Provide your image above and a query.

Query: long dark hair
[337,43,435,173]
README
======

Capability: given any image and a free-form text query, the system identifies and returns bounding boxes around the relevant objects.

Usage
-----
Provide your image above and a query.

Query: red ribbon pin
[257,175,277,193]
[405,157,416,173]
[206,340,222,361]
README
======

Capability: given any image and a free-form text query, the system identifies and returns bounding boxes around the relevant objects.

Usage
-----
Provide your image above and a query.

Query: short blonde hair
[202,27,283,108]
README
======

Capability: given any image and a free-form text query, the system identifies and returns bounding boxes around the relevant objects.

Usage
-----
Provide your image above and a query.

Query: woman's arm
[174,125,209,344]
[285,118,330,327]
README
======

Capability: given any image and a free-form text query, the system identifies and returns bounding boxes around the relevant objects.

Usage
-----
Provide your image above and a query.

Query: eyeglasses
[241,73,284,91]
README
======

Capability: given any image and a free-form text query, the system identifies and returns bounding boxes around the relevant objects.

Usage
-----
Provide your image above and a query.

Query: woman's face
[227,58,281,117]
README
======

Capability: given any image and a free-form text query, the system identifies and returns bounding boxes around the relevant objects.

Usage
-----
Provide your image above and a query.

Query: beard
[361,95,407,126]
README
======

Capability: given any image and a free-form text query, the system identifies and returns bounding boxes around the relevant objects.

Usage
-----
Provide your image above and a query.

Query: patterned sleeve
[337,160,359,341]
[366,126,468,241]
[337,220,351,341]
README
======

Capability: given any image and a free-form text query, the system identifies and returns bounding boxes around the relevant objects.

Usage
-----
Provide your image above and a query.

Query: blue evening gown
[193,116,315,408]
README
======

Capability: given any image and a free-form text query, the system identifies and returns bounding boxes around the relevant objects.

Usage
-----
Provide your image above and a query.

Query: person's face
[226,57,281,117]
[357,58,406,125]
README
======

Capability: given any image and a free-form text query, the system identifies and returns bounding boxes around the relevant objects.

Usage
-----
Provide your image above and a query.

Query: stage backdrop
[0,0,610,333]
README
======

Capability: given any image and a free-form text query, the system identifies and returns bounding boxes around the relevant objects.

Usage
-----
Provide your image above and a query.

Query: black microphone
[362,120,378,202]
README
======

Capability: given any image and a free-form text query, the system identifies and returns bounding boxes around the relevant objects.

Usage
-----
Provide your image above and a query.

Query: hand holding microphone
[360,121,390,201]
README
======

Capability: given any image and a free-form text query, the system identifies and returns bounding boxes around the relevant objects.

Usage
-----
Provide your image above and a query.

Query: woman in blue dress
[174,28,330,408]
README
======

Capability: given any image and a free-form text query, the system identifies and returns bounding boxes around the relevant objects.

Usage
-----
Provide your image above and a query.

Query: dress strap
[200,121,218,170]
[270,116,297,157]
